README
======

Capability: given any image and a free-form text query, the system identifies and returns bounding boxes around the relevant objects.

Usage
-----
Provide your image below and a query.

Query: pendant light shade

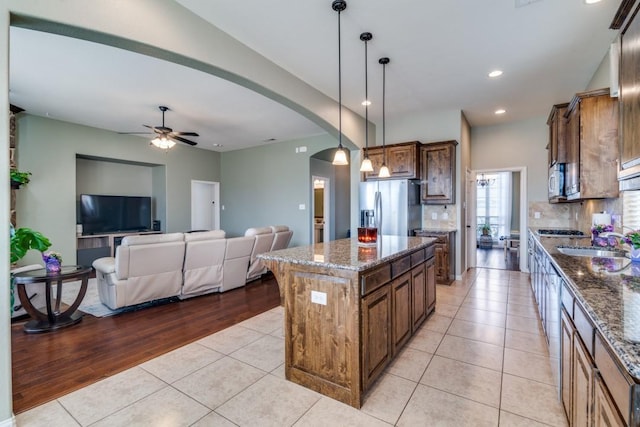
[359,32,374,173]
[332,0,349,166]
[378,57,391,178]
[151,135,176,150]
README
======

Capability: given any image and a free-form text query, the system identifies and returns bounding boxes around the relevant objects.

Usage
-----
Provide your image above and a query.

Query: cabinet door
[426,258,436,313]
[391,271,412,354]
[434,243,445,284]
[411,264,426,332]
[362,284,391,389]
[387,144,417,179]
[561,309,574,422]
[593,374,625,427]
[573,333,594,427]
[420,142,456,204]
[565,102,580,197]
[619,8,640,180]
[548,103,569,167]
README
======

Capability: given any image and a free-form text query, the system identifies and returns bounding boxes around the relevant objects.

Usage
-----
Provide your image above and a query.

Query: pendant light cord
[337,6,343,149]
[381,58,387,165]
[364,36,369,156]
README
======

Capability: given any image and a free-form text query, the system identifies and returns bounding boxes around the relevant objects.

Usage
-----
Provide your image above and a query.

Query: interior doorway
[467,167,528,272]
[191,180,220,231]
[311,176,330,244]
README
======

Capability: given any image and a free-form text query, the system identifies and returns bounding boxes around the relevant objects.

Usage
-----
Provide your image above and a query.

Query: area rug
[57,279,177,318]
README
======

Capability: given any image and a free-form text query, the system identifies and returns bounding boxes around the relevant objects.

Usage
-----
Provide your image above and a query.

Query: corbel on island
[259,235,437,408]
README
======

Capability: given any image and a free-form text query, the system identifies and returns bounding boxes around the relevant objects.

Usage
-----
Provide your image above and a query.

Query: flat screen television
[80,194,152,235]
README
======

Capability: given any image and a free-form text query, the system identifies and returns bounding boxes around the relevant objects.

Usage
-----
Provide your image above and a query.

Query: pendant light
[378,57,391,178]
[331,0,349,166]
[359,32,374,173]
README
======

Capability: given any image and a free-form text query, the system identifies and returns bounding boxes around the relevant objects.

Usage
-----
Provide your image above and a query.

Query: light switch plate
[311,290,327,305]
[431,212,438,220]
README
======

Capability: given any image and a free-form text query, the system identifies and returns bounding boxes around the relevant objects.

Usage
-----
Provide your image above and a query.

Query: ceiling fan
[124,106,199,148]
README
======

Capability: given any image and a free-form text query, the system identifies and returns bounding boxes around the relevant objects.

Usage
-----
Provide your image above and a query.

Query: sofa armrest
[93,257,115,274]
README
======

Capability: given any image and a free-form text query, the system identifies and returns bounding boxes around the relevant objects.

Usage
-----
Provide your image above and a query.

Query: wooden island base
[260,236,436,408]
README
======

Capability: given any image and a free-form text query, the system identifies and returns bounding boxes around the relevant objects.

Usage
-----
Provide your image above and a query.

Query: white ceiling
[9,0,620,152]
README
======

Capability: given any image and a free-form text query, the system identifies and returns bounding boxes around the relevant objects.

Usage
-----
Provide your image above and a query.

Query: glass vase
[45,259,61,273]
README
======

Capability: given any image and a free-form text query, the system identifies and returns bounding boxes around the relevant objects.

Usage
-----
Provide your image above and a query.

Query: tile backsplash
[422,205,457,229]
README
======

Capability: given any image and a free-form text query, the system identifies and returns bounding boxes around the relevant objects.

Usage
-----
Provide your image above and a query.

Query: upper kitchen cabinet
[420,141,457,205]
[618,1,640,186]
[564,88,619,201]
[362,141,420,180]
[547,103,569,167]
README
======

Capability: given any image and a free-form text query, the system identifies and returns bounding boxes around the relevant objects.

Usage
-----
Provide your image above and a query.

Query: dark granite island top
[534,234,640,380]
[259,236,436,408]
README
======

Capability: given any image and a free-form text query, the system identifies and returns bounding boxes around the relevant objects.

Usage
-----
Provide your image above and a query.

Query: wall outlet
[299,204,306,210]
[442,212,449,220]
[534,212,541,219]
[431,212,438,220]
[311,290,327,305]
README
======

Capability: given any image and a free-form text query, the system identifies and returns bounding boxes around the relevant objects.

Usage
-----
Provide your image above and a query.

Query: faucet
[600,232,626,239]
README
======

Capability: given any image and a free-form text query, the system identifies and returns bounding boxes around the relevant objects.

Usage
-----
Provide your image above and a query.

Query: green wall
[220,134,347,246]
[15,114,220,265]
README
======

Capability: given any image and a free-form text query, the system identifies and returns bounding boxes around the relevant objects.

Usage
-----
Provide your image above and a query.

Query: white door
[191,180,220,231]
[466,169,477,269]
[311,176,331,243]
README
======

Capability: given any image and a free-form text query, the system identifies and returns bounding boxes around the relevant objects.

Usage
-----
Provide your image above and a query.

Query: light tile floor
[16,268,569,426]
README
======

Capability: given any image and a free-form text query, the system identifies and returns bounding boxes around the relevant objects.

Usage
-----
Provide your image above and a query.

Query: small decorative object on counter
[591,224,615,247]
[622,229,640,262]
[357,227,378,245]
[42,251,62,273]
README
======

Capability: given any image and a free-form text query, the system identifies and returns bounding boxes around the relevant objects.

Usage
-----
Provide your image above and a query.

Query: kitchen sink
[556,246,628,258]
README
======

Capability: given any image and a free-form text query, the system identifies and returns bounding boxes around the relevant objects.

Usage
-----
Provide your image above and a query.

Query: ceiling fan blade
[118,131,153,135]
[172,131,199,137]
[171,135,198,146]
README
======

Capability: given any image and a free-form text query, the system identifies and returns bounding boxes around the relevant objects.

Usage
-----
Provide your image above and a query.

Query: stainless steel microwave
[548,163,565,199]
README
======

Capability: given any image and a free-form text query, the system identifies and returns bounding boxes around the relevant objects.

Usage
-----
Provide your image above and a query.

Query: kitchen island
[258,235,436,408]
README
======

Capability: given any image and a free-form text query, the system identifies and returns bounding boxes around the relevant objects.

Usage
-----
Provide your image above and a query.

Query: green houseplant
[480,223,491,236]
[10,169,31,189]
[9,225,51,314]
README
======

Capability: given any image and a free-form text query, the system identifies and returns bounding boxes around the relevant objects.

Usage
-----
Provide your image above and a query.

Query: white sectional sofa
[92,226,292,310]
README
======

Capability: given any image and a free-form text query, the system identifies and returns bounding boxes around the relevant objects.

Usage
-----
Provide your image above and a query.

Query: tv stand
[76,231,161,267]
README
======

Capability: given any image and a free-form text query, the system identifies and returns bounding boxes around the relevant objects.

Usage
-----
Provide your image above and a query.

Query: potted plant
[9,225,51,314]
[481,223,491,236]
[10,169,31,189]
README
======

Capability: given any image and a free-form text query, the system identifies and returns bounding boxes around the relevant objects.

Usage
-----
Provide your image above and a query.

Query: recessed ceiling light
[495,109,506,115]
[488,70,503,78]
[585,0,601,4]
[361,100,371,106]
[212,143,224,147]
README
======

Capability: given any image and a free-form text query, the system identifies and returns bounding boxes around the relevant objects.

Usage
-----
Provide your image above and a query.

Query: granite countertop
[258,235,436,272]
[532,232,640,380]
[415,227,458,233]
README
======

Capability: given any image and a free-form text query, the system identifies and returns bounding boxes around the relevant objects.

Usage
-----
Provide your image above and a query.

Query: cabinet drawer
[425,244,435,260]
[595,332,632,425]
[361,264,391,296]
[391,255,411,279]
[574,302,595,356]
[561,280,574,317]
[410,249,426,266]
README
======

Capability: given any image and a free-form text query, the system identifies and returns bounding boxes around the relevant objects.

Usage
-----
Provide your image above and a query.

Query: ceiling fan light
[379,164,391,178]
[360,157,373,172]
[332,147,349,165]
[151,135,175,150]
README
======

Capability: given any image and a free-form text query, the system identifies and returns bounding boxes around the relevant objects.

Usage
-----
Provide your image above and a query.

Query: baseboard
[0,414,16,427]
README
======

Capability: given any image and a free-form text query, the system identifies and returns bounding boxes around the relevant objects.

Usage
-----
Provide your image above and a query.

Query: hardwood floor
[10,275,281,414]
[476,247,520,271]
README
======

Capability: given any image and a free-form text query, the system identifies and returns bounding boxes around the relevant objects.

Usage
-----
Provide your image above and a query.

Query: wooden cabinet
[362,284,392,390]
[594,374,625,427]
[414,230,454,285]
[564,88,619,201]
[420,140,457,204]
[410,264,426,332]
[573,321,594,427]
[618,2,640,183]
[362,141,419,180]
[426,258,436,313]
[561,309,574,422]
[547,103,569,167]
[391,271,412,354]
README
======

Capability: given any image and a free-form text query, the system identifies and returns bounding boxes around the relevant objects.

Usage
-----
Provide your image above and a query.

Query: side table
[13,265,92,333]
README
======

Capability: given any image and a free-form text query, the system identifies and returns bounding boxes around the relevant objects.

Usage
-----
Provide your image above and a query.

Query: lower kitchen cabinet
[362,284,391,390]
[561,308,574,422]
[573,327,594,427]
[414,230,454,285]
[410,263,426,332]
[392,271,412,353]
[426,258,436,312]
[594,373,626,427]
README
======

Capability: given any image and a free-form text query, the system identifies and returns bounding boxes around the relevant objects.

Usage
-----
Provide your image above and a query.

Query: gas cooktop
[536,229,585,236]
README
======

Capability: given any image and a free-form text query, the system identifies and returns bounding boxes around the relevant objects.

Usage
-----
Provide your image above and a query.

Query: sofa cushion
[184,230,226,242]
[121,232,184,247]
[244,226,272,237]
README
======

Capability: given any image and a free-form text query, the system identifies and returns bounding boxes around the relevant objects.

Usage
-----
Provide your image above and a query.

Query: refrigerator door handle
[374,191,382,230]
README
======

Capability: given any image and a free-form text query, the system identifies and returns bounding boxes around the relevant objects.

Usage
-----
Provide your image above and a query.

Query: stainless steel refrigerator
[359,179,421,236]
